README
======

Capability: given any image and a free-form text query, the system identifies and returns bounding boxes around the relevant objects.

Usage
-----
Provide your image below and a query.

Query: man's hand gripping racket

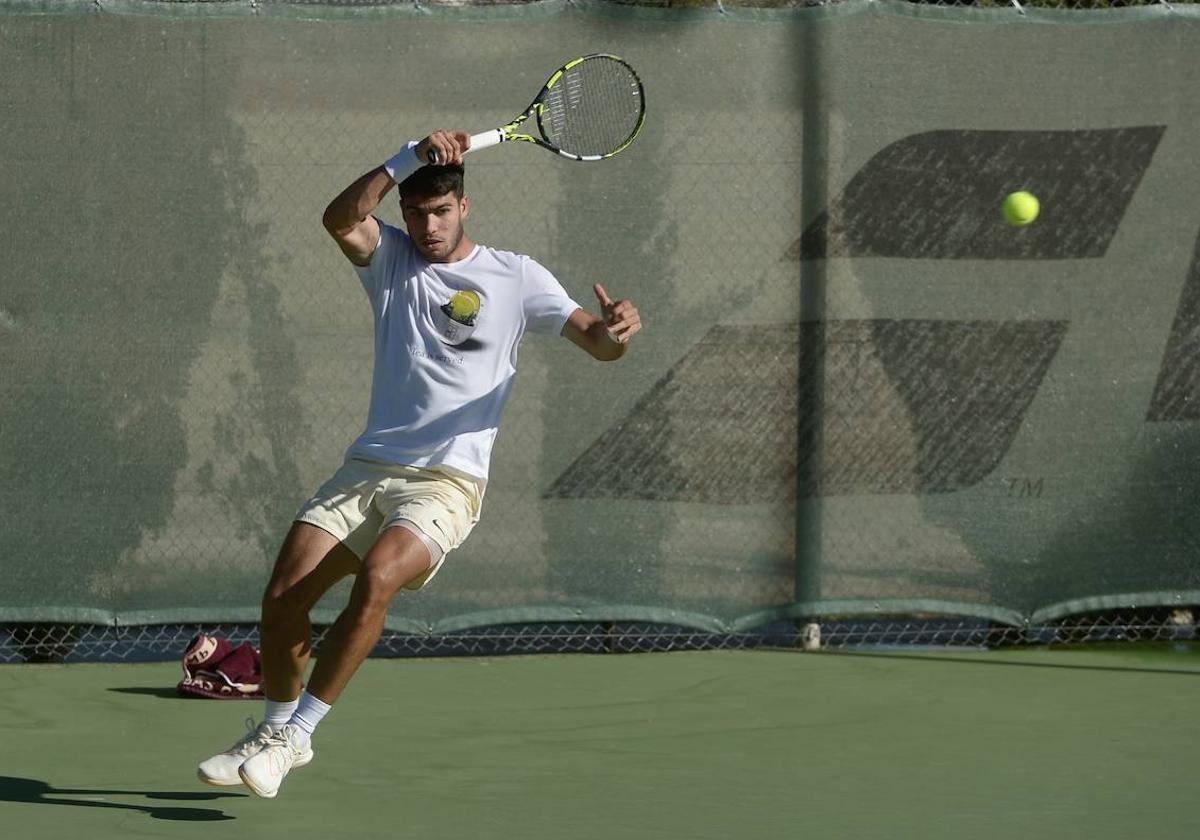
[425,54,646,165]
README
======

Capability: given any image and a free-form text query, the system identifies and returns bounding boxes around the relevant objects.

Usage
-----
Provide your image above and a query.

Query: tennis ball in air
[1002,191,1040,226]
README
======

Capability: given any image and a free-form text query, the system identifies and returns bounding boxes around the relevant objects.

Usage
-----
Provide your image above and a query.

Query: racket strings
[540,57,644,158]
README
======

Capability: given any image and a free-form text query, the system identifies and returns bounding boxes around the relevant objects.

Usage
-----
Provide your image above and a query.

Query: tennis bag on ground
[177,633,265,700]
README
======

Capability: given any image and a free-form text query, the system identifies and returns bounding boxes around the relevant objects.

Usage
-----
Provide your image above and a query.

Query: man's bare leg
[197,521,359,788]
[260,522,362,703]
[305,525,432,704]
[236,525,433,797]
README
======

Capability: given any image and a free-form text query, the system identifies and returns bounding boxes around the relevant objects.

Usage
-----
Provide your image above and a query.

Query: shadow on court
[106,686,190,699]
[835,649,1200,677]
[0,775,244,821]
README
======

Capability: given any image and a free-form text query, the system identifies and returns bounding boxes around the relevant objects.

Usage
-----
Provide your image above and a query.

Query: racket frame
[428,54,645,164]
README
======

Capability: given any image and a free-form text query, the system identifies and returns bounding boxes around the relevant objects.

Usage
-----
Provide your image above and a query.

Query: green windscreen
[2,0,1199,633]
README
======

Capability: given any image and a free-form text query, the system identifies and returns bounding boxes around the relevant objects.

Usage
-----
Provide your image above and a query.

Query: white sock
[288,690,331,745]
[264,697,299,730]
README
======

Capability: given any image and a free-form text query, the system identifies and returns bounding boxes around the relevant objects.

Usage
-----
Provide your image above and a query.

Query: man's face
[400,191,470,263]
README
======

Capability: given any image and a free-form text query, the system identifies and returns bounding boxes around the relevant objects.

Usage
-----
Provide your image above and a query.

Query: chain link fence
[4,608,1197,663]
[129,0,1200,8]
[3,0,1199,665]
[27,0,1200,12]
[619,0,1197,8]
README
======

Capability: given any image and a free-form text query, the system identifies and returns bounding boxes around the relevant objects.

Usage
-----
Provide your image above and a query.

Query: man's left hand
[594,284,641,344]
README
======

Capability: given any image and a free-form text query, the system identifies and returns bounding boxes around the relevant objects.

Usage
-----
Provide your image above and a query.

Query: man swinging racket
[196,130,641,798]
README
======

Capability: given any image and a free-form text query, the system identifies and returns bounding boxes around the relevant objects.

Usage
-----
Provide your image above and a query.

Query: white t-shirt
[345,219,580,484]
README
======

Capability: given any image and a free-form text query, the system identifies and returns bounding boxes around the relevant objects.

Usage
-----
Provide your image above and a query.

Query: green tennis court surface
[2,647,1197,839]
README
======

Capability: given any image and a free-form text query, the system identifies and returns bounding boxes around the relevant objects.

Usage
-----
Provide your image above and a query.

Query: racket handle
[426,129,506,165]
[467,129,504,153]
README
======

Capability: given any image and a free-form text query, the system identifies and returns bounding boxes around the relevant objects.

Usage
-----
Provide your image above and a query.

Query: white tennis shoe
[197,719,275,787]
[197,718,313,788]
[238,723,312,799]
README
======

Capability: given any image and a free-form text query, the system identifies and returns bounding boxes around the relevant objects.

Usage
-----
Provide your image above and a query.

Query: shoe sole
[238,766,279,799]
[197,769,244,787]
[197,751,313,791]
[235,751,315,799]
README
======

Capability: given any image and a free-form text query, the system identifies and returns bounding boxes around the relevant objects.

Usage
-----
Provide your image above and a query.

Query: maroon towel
[177,634,265,700]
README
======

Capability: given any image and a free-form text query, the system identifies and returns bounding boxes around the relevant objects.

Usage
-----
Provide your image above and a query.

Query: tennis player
[196,130,640,798]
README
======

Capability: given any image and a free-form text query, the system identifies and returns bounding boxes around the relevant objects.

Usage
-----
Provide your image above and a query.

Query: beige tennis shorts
[294,458,484,591]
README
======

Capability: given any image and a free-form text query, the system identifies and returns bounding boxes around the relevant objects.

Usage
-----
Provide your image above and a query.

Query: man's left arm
[561,284,641,362]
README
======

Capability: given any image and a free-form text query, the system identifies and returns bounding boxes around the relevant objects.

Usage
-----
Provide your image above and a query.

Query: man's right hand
[417,131,472,167]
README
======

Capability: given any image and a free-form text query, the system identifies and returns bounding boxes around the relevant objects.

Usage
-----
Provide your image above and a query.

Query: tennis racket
[428,54,646,165]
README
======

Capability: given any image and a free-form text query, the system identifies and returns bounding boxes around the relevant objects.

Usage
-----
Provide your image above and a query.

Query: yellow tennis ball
[1002,191,1040,226]
[447,290,480,322]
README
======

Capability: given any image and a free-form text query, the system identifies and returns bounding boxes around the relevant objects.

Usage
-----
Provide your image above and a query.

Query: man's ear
[460,194,470,220]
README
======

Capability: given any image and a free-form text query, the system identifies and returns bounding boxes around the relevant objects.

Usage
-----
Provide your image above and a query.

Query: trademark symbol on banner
[1005,477,1045,499]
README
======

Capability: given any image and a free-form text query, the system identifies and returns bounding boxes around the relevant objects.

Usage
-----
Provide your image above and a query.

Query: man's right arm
[321,132,470,267]
[321,167,393,267]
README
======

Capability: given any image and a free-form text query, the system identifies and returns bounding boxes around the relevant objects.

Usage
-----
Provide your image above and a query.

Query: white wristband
[383,141,422,184]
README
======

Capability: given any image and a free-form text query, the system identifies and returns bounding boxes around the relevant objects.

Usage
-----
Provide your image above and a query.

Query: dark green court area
[2,647,1197,839]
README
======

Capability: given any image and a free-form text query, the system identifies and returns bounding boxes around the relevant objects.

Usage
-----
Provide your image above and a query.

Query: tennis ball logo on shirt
[435,290,481,346]
[445,291,480,324]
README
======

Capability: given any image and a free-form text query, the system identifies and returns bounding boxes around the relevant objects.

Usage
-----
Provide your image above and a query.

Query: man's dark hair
[398,164,465,203]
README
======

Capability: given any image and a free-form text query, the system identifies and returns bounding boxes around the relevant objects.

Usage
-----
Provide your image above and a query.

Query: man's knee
[354,560,406,615]
[261,584,305,626]
[353,535,430,614]
[262,524,359,623]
